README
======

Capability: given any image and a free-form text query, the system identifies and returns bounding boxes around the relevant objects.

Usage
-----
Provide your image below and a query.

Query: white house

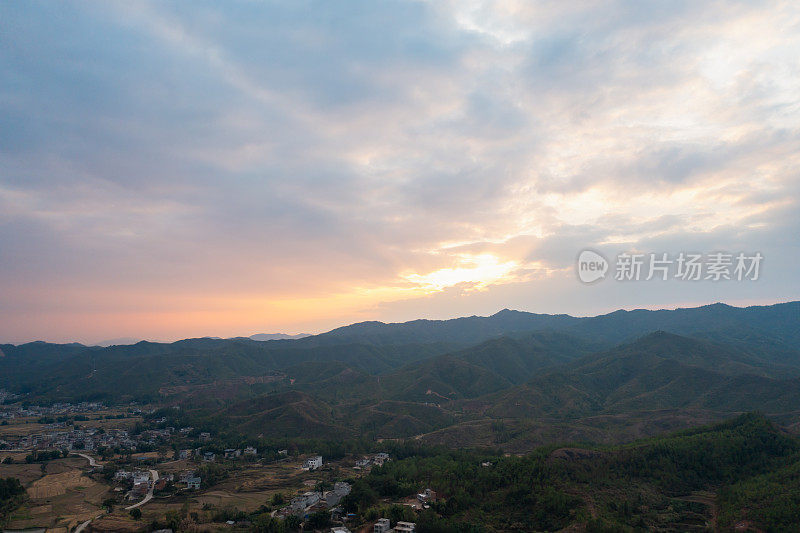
[302,455,323,470]
[417,488,436,503]
[373,518,391,533]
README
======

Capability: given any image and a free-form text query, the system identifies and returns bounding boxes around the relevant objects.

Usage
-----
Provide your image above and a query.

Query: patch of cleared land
[3,457,111,532]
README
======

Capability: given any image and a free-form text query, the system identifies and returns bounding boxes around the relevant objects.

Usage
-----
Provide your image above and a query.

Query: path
[74,511,104,533]
[72,452,100,468]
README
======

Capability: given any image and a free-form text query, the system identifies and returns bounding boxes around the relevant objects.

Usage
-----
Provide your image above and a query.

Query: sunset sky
[2,1,799,344]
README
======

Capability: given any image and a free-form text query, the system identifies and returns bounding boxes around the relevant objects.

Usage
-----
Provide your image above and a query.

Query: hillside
[2,301,799,449]
[354,414,800,531]
[478,332,800,421]
[4,301,798,404]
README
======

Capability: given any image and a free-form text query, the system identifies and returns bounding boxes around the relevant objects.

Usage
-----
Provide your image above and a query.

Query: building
[331,528,351,533]
[203,452,215,462]
[289,491,322,514]
[394,521,416,532]
[186,476,201,490]
[199,432,211,441]
[302,455,323,470]
[224,448,241,459]
[374,452,390,466]
[131,482,149,498]
[178,449,191,460]
[417,488,436,503]
[244,446,258,456]
[373,518,391,533]
[324,481,351,507]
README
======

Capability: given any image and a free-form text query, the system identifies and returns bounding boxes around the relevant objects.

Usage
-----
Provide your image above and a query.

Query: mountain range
[2,301,798,449]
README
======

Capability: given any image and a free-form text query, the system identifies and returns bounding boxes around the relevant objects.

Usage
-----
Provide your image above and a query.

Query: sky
[1,1,799,344]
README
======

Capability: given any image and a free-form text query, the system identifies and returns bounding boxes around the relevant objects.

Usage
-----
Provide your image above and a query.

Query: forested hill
[305,300,800,348]
[2,301,799,449]
[346,413,800,531]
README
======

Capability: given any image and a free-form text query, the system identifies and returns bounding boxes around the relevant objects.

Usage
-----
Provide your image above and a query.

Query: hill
[478,332,800,421]
[355,413,800,531]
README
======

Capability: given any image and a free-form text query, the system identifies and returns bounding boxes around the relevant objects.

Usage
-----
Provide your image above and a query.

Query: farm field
[2,456,111,531]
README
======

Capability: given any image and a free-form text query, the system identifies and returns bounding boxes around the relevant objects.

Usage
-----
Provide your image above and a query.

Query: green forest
[0,477,25,526]
[339,414,800,532]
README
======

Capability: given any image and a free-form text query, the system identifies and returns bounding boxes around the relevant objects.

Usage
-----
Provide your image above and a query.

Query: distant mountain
[3,336,456,402]
[311,308,581,346]
[0,341,98,392]
[305,301,800,350]
[373,331,597,402]
[190,328,800,443]
[479,331,800,420]
[3,299,798,447]
[454,330,598,384]
[380,354,512,402]
[95,337,144,347]
[248,333,312,341]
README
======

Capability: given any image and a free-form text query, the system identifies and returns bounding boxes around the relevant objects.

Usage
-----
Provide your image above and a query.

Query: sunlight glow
[401,254,520,292]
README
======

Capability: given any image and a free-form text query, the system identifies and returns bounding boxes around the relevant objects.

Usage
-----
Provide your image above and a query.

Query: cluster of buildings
[185,446,258,462]
[354,452,390,470]
[0,401,108,420]
[113,469,154,500]
[178,470,201,490]
[0,390,19,404]
[137,426,185,447]
[374,518,416,532]
[281,481,352,518]
[1,427,137,451]
[225,446,257,459]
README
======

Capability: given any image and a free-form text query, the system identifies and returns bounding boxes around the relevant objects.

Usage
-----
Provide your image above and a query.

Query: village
[0,404,431,532]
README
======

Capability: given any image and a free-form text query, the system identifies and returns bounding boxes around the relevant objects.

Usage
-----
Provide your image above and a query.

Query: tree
[165,509,182,531]
[102,498,116,512]
[129,508,142,520]
[305,510,330,529]
[270,492,285,506]
[284,514,302,531]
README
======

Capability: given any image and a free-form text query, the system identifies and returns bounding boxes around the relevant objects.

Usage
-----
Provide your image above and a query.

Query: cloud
[1,0,799,342]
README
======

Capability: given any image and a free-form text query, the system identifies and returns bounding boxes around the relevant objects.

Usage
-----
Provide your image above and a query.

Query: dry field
[28,469,89,498]
[4,457,112,532]
[0,459,49,485]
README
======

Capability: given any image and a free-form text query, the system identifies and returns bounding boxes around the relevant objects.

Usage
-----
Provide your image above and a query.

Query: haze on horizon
[2,1,799,345]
